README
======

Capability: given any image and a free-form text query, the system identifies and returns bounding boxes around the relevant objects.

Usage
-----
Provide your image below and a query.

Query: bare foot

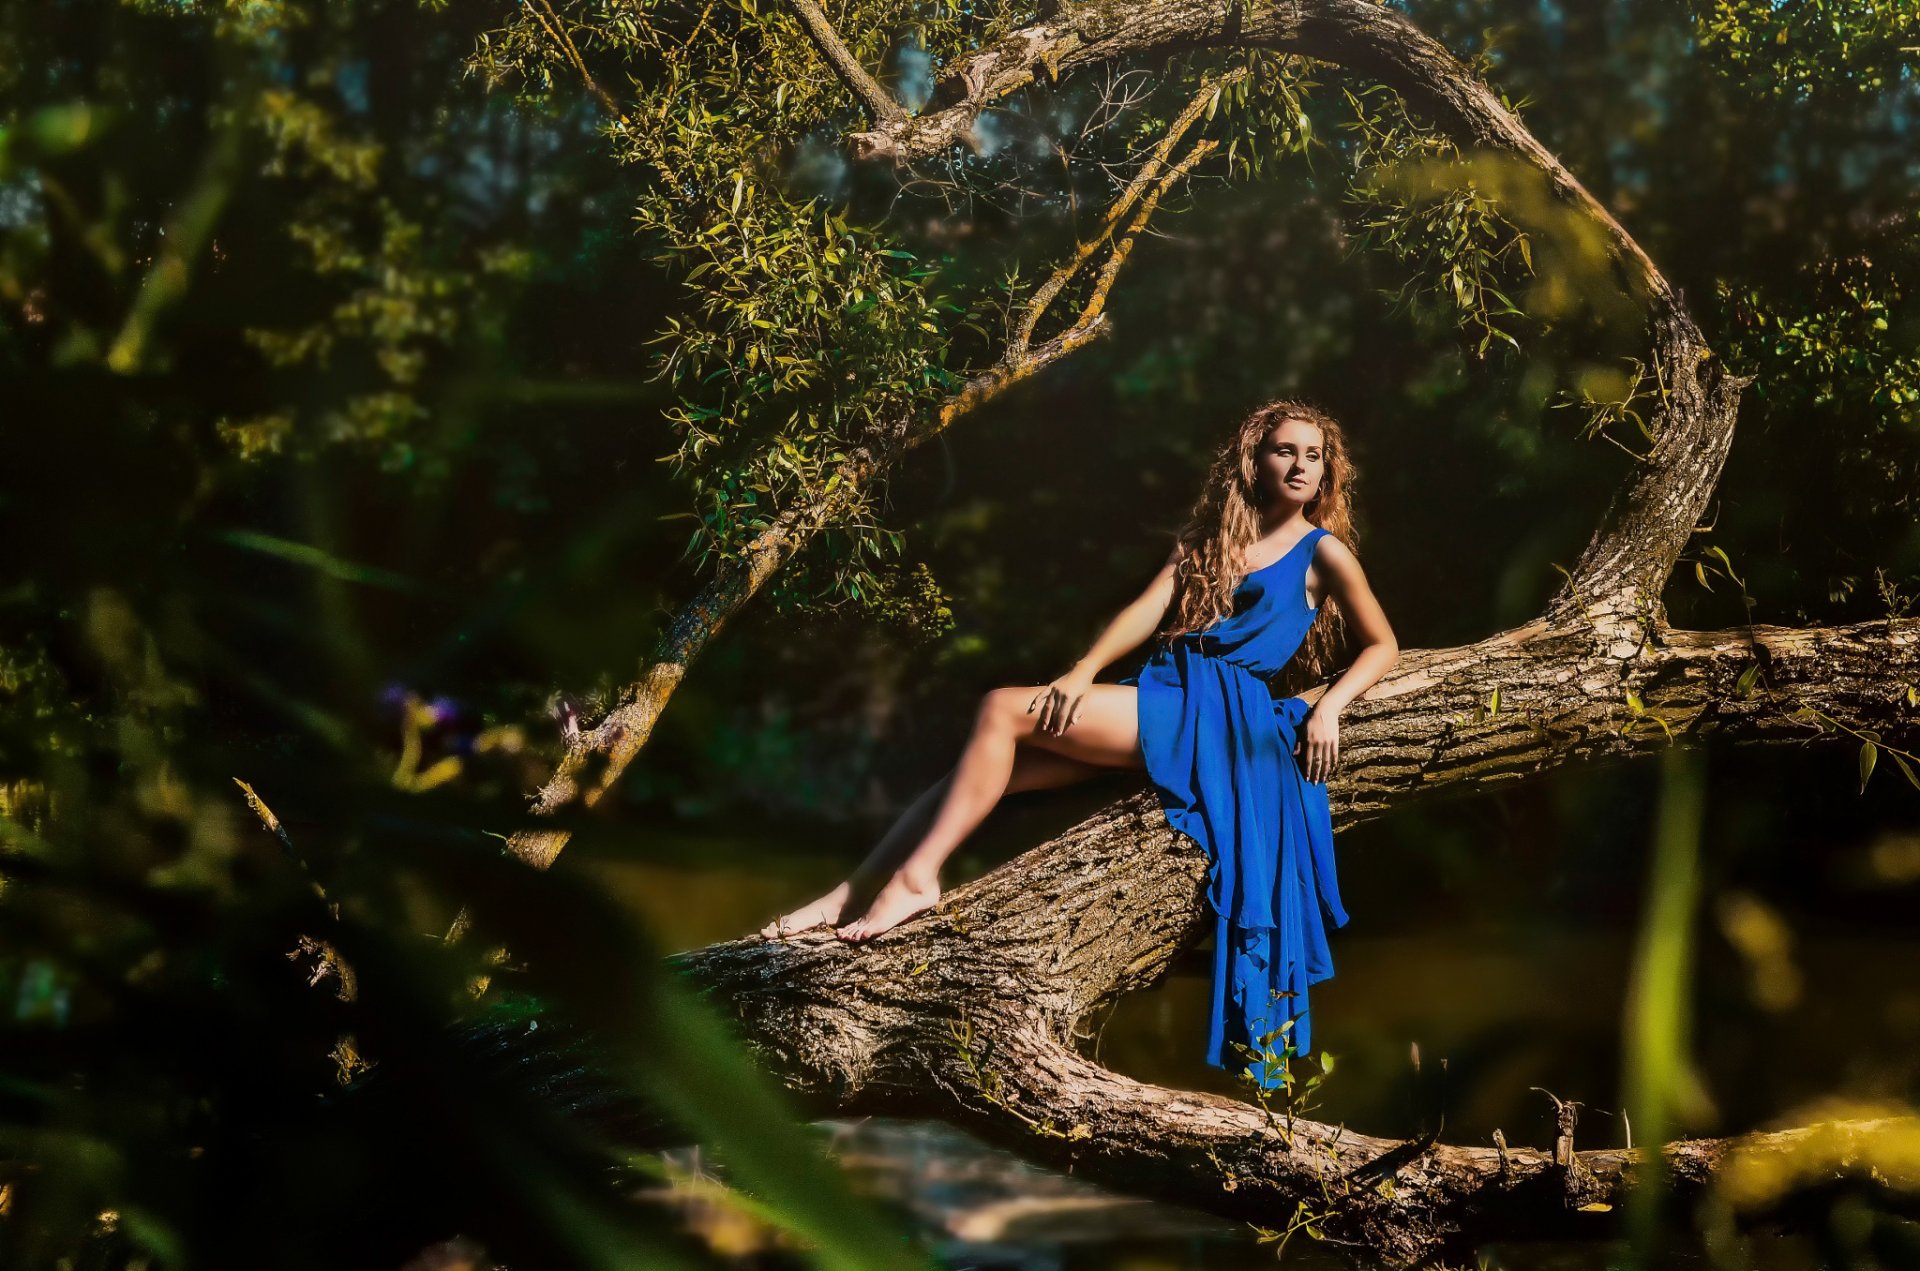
[835,873,940,942]
[760,881,854,939]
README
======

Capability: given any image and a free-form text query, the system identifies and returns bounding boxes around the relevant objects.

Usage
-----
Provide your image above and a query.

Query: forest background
[2,0,1918,1267]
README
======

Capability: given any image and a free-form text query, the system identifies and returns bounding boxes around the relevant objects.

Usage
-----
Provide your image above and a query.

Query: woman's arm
[1031,545,1181,736]
[1297,535,1398,782]
[1068,543,1182,678]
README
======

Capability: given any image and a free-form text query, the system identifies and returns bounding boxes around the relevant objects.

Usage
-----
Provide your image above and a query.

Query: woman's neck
[1260,511,1314,537]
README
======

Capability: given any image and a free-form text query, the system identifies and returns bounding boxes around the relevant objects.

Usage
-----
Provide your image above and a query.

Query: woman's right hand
[1029,668,1095,737]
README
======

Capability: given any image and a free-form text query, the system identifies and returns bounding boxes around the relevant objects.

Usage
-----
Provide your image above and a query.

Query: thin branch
[1015,69,1243,350]
[1078,139,1217,329]
[788,0,906,124]
[527,0,619,115]
[107,107,245,373]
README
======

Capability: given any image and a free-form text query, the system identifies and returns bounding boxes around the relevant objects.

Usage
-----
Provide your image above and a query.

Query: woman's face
[1256,418,1327,513]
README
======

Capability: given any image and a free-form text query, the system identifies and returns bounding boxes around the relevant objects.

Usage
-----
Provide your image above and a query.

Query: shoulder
[1309,528,1353,566]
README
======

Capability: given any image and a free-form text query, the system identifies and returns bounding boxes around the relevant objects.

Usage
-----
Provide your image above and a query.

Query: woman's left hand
[1295,703,1340,784]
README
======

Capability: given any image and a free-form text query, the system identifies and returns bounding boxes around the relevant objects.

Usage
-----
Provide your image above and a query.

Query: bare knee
[976,685,1035,732]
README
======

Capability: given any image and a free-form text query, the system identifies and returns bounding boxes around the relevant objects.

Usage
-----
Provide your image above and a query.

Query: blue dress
[1119,526,1349,1087]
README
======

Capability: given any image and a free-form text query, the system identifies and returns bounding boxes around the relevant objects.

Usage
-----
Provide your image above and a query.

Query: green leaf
[1859,740,1878,794]
[1734,663,1759,698]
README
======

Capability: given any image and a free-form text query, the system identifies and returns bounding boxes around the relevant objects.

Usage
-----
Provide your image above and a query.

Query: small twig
[234,778,332,912]
[1531,1085,1588,1202]
[235,779,360,1011]
[1015,69,1245,350]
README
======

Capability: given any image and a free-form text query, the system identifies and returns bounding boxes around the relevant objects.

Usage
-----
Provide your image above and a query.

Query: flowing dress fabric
[1119,527,1348,1087]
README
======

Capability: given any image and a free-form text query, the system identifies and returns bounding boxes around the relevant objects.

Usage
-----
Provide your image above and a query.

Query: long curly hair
[1156,398,1360,697]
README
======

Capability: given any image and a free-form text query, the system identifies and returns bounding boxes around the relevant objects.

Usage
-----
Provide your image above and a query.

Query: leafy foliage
[468,0,999,613]
[462,5,1337,618]
[1718,251,1920,446]
[0,2,928,1266]
[1694,0,1919,100]
[1341,79,1540,361]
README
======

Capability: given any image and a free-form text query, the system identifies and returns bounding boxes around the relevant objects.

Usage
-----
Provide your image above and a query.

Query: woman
[762,399,1399,1084]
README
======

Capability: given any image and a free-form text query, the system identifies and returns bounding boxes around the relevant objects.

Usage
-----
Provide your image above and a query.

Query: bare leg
[836,683,1142,941]
[760,747,1110,938]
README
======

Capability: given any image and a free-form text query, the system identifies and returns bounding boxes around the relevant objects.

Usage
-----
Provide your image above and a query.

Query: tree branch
[788,0,907,125]
[844,0,1756,633]
[1014,68,1243,349]
[525,0,620,115]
